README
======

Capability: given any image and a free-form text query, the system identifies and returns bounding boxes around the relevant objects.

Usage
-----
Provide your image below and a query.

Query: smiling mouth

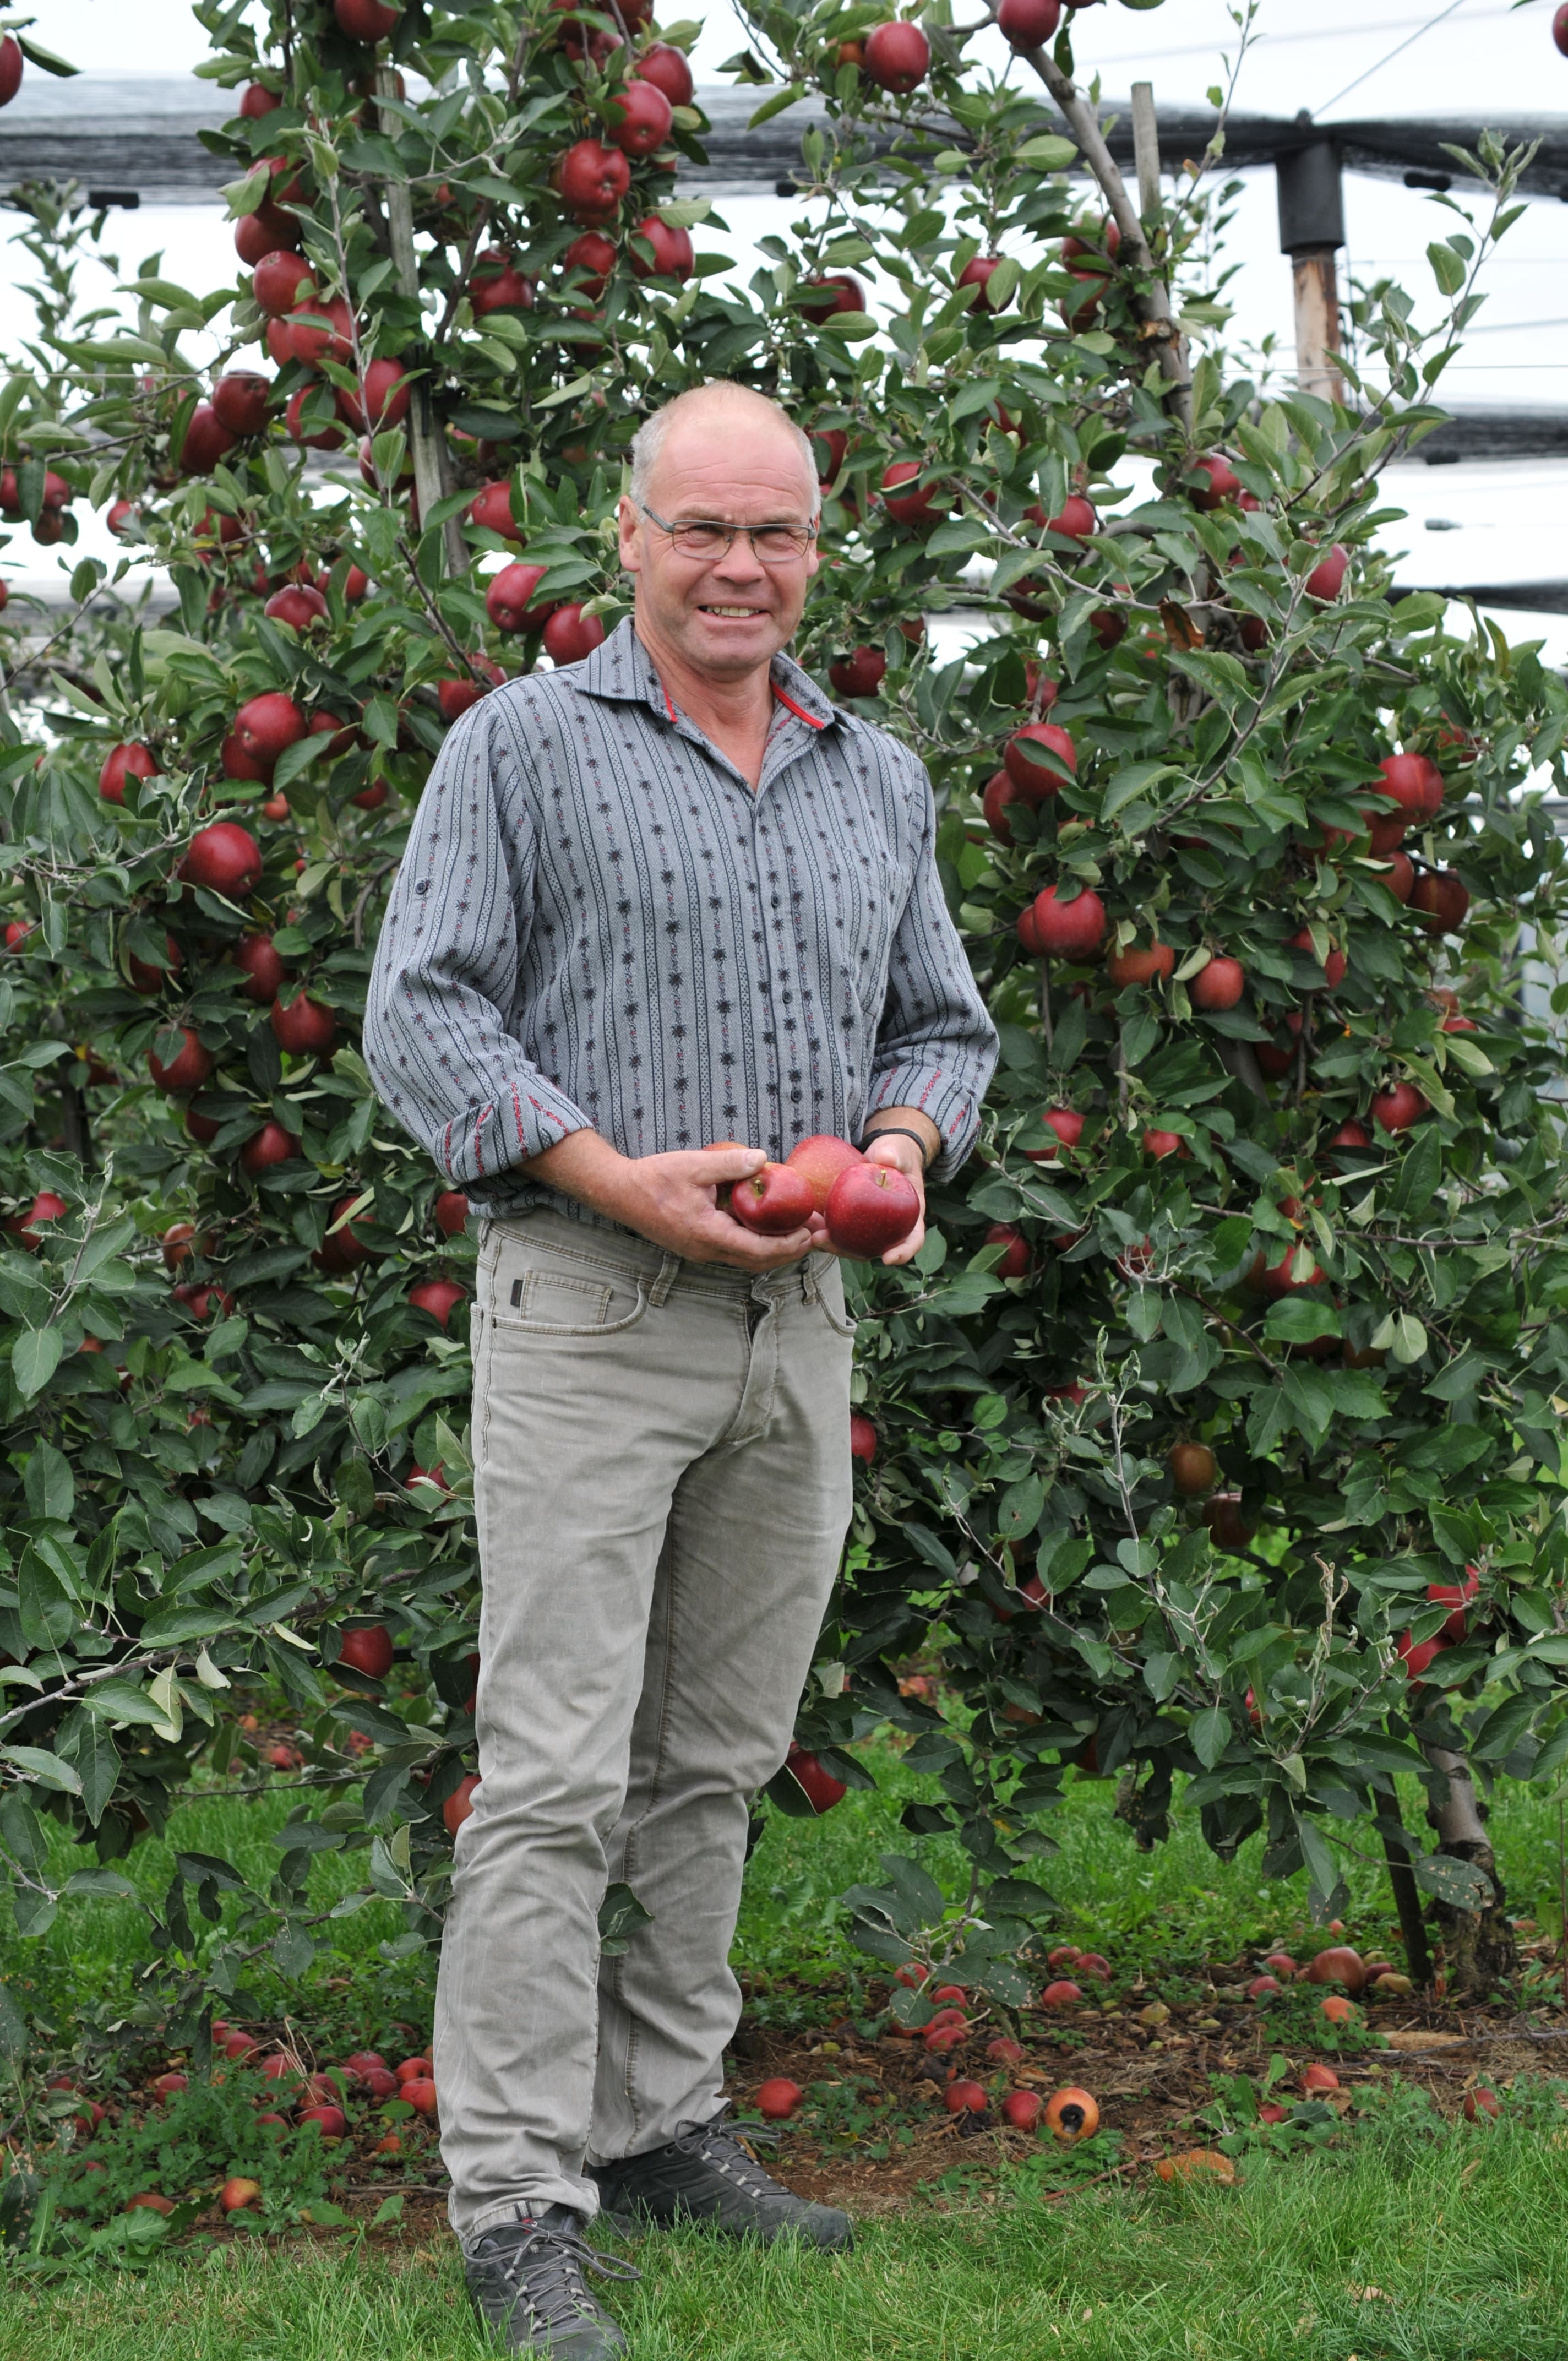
[699,604,767,617]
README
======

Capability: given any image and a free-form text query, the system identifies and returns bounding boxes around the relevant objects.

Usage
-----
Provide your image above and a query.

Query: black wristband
[860,1124,933,1171]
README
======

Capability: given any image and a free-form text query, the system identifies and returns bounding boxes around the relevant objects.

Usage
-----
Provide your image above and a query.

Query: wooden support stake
[376,67,465,577]
[1014,40,1191,435]
[1380,1785,1434,1989]
[1131,82,1162,225]
[1292,247,1343,402]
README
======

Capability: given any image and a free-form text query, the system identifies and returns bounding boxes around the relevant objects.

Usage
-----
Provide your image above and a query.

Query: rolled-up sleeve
[363,701,592,1186]
[867,750,998,1180]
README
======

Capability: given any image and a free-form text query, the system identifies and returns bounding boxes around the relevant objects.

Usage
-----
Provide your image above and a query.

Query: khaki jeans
[434,1209,855,2238]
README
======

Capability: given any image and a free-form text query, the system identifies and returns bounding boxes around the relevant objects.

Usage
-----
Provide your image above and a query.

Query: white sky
[4,0,1567,652]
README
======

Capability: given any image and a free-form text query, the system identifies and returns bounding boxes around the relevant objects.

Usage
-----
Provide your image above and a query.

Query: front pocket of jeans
[495,1262,648,1336]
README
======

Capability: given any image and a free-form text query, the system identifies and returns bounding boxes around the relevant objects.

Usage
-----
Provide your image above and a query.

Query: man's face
[618,415,820,679]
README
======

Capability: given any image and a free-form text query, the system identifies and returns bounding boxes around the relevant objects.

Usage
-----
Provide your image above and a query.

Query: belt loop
[647,1252,681,1307]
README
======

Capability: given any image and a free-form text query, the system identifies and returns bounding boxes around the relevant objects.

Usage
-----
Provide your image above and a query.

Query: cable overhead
[1315,0,1471,118]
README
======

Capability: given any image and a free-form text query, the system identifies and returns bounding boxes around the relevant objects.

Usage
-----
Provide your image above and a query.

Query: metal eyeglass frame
[633,498,819,563]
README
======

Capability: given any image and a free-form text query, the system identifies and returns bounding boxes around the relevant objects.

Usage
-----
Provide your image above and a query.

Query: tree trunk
[1423,1743,1516,1995]
[1379,1781,1433,1987]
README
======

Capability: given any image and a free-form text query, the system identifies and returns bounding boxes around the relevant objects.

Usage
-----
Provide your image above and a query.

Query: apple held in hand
[730,1160,816,1235]
[824,1161,920,1256]
[785,1132,863,1211]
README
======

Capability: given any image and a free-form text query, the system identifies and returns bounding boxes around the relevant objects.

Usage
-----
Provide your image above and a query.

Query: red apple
[1190,954,1245,1010]
[1041,1979,1083,2009]
[730,1161,816,1234]
[863,20,930,92]
[1288,926,1347,988]
[469,248,535,315]
[824,1162,921,1256]
[1025,884,1106,959]
[607,77,672,156]
[443,1774,480,1837]
[1190,455,1242,509]
[956,255,1010,313]
[148,1027,215,1094]
[285,385,346,450]
[253,250,315,317]
[1025,1107,1083,1165]
[798,275,865,325]
[1003,722,1075,798]
[1041,494,1097,541]
[409,1278,466,1327]
[1556,0,1568,55]
[787,1134,863,1211]
[945,2079,988,2115]
[562,231,617,303]
[394,2056,433,2083]
[241,1120,302,1174]
[850,1411,877,1465]
[468,480,520,538]
[211,372,273,437]
[181,818,264,898]
[881,460,946,525]
[298,2103,347,2140]
[771,1742,848,1815]
[982,769,1022,842]
[558,137,631,220]
[1304,543,1349,602]
[219,2176,261,2214]
[339,1624,394,1679]
[1001,2089,1043,2131]
[1305,1945,1366,1993]
[335,0,401,34]
[998,0,1061,45]
[264,583,329,631]
[434,1189,470,1235]
[1376,750,1444,820]
[829,646,886,699]
[543,604,607,665]
[225,693,306,783]
[1398,1629,1449,1682]
[232,932,290,1002]
[271,993,338,1057]
[756,2077,803,2120]
[1428,1568,1479,1642]
[181,401,238,475]
[287,293,355,368]
[1371,1081,1427,1133]
[236,204,302,266]
[0,34,24,104]
[99,742,158,806]
[239,81,280,117]
[1409,869,1470,934]
[8,1190,67,1250]
[334,358,409,436]
[486,561,556,635]
[984,1222,1030,1278]
[438,657,507,723]
[628,215,693,280]
[635,43,694,106]
[1108,940,1174,988]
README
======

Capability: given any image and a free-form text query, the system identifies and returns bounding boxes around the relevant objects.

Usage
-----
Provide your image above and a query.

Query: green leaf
[1190,1706,1229,1769]
[750,84,807,128]
[598,1880,652,1956]
[12,1326,63,1401]
[1409,1851,1494,1911]
[1016,135,1077,168]
[2,1744,81,1794]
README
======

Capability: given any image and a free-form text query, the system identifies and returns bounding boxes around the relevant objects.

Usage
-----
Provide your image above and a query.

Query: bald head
[629,383,818,517]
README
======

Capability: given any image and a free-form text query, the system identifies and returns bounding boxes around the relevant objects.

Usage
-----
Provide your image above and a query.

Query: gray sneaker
[589,2106,852,2250]
[464,2204,640,2357]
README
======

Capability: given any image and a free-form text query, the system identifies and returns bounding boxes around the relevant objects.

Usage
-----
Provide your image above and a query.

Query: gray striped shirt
[363,618,997,1220]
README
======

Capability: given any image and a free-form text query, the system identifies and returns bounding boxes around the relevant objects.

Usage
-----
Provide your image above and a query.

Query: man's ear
[617,494,642,575]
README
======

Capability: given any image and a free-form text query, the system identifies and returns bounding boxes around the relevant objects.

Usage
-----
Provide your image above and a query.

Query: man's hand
[808,1125,929,1268]
[526,1132,814,1268]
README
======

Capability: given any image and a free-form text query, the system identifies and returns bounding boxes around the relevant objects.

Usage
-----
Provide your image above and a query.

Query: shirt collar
[575,617,837,734]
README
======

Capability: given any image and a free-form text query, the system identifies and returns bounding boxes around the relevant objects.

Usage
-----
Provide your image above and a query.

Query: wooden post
[1276,132,1346,402]
[376,67,465,576]
[1130,83,1161,225]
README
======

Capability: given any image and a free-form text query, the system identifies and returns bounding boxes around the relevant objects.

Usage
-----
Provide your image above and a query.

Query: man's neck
[633,619,777,753]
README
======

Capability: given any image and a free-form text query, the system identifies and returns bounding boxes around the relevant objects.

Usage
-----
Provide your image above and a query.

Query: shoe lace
[482,2218,641,2333]
[670,2101,787,2200]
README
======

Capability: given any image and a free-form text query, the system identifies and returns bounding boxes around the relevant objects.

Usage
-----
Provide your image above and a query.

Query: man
[364,379,997,2356]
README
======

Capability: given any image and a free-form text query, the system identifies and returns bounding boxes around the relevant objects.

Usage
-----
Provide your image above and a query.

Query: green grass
[6,2106,1568,2358]
[7,1751,1568,2353]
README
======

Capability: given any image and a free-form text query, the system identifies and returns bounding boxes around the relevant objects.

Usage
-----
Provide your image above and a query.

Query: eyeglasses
[633,499,818,565]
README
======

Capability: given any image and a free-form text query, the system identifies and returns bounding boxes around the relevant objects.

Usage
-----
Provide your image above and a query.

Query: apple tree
[0,0,767,2036]
[735,1,1568,1997]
